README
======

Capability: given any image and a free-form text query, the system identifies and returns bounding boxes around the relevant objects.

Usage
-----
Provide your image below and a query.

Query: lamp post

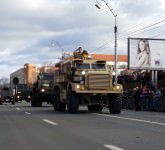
[95,0,118,84]
[51,40,64,61]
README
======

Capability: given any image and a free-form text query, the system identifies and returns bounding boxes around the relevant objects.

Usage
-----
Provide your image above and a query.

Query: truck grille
[87,74,111,90]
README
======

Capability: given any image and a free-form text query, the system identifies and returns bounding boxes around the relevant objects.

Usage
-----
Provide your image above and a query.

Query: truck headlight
[76,84,80,89]
[112,84,123,91]
[116,85,120,90]
[41,89,45,92]
[81,71,85,75]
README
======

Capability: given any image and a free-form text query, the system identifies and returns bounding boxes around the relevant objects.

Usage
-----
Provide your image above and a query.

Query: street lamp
[51,40,64,61]
[95,0,118,84]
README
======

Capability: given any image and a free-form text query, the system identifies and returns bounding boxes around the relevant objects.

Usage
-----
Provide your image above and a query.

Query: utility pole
[95,0,118,84]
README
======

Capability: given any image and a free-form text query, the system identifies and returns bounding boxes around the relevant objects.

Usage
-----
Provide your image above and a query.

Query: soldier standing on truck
[73,47,83,59]
[73,47,89,60]
[82,50,88,59]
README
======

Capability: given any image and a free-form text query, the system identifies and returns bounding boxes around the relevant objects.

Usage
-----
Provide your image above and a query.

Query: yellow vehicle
[52,57,123,114]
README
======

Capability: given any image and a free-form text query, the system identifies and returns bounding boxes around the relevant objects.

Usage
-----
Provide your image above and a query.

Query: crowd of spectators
[120,72,165,111]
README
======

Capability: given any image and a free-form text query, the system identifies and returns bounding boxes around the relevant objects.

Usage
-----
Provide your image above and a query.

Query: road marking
[42,119,58,126]
[94,113,165,126]
[25,112,31,115]
[157,115,165,118]
[104,144,124,150]
[16,108,20,110]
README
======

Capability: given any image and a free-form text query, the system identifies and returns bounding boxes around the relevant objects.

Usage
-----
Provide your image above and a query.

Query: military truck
[0,87,14,104]
[52,57,123,114]
[31,73,54,107]
[15,84,31,102]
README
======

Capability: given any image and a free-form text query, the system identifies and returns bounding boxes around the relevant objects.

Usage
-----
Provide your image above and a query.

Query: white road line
[42,119,58,126]
[104,144,124,150]
[156,115,165,118]
[25,112,31,115]
[16,108,20,110]
[94,113,165,126]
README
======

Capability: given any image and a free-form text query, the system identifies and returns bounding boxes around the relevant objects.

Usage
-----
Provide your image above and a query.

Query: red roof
[91,54,128,62]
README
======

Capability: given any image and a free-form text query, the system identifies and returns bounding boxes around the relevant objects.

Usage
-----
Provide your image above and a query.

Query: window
[91,63,105,69]
[76,63,90,69]
[41,74,54,81]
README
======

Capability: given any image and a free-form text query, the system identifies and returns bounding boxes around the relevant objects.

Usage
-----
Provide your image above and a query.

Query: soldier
[82,50,88,59]
[73,47,83,59]
[134,83,142,111]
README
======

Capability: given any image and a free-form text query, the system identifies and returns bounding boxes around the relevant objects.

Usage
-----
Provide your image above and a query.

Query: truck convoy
[10,63,56,106]
[51,52,123,114]
[8,51,123,114]
[10,64,36,102]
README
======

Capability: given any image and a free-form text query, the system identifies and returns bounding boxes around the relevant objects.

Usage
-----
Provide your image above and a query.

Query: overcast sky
[1,0,165,79]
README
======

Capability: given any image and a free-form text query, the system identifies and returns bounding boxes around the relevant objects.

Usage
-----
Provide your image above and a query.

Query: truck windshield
[91,63,106,69]
[76,63,90,69]
[41,74,54,81]
[17,84,24,89]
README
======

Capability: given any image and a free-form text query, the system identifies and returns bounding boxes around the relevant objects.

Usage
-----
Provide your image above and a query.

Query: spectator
[153,87,161,110]
[134,83,142,111]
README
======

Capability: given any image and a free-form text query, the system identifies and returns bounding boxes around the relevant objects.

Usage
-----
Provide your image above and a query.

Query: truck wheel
[67,88,79,113]
[31,92,37,107]
[53,88,66,111]
[109,94,122,114]
[36,93,42,107]
[11,99,15,105]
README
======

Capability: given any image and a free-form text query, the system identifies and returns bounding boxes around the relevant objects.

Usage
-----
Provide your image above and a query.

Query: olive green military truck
[31,73,54,107]
[0,87,14,105]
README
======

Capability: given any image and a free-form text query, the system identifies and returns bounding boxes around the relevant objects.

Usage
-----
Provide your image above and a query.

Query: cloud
[0,0,165,79]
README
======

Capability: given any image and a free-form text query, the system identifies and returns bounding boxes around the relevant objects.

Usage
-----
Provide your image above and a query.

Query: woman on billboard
[135,39,151,68]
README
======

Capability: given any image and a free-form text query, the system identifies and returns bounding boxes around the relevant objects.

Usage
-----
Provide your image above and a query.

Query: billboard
[128,38,165,70]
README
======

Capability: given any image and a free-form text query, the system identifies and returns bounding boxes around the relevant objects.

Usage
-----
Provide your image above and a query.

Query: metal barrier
[122,90,134,109]
[122,91,165,112]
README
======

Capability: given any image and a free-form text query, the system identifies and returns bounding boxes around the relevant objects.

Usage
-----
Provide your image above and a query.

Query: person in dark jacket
[134,84,142,111]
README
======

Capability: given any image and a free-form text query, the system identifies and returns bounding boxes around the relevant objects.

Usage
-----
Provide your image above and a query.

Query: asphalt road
[0,102,165,150]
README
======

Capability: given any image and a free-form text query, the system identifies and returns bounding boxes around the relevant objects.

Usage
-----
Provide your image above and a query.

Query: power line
[91,17,165,53]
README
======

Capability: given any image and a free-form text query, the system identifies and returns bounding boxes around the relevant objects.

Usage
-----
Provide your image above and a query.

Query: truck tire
[67,88,79,113]
[53,88,66,111]
[36,93,42,107]
[109,94,122,114]
[31,92,37,107]
[11,98,15,105]
[31,89,39,107]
